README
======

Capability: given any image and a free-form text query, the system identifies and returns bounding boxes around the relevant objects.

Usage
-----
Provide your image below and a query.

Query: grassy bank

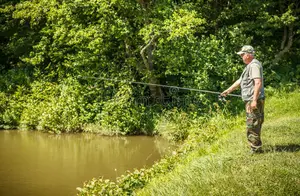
[137,90,300,195]
[77,90,300,195]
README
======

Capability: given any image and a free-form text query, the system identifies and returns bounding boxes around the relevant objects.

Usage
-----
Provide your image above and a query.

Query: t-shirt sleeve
[237,76,241,84]
[250,63,261,79]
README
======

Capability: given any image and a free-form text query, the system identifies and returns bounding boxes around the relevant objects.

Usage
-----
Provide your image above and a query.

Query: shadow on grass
[263,144,300,153]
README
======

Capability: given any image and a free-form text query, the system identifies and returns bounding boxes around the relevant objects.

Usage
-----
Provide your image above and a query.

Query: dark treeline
[0,0,299,134]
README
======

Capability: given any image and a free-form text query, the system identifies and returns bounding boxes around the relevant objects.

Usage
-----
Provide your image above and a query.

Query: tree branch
[280,26,287,50]
[140,35,157,70]
[140,35,164,98]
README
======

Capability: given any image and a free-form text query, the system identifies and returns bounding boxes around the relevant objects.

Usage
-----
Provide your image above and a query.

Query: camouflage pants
[245,99,264,150]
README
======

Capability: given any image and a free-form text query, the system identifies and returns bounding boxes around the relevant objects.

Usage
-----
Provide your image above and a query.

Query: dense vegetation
[1,0,299,135]
[1,1,299,195]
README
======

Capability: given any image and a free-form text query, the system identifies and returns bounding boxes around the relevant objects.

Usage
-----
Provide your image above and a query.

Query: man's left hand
[250,100,257,110]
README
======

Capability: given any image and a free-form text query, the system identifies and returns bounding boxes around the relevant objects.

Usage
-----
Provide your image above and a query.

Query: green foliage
[19,78,86,133]
[0,68,31,92]
[0,92,7,127]
[77,155,183,196]
[0,87,27,129]
[99,85,147,135]
[155,108,196,141]
[0,2,299,193]
[1,0,300,133]
[265,88,300,119]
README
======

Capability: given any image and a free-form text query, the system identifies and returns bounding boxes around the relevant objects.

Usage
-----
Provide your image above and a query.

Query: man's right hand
[221,90,230,97]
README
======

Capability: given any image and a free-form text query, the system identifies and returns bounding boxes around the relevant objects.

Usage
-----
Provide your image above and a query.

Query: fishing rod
[78,76,241,99]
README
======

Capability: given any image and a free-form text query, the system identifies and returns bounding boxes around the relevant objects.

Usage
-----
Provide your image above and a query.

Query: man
[221,45,265,153]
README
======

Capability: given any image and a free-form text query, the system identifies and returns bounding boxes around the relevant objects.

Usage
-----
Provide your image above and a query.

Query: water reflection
[0,130,171,196]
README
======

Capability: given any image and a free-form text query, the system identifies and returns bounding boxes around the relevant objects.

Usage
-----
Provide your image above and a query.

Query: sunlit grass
[137,90,300,196]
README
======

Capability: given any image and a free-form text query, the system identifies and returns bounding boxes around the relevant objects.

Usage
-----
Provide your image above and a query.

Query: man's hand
[221,79,241,97]
[250,100,257,110]
[221,90,230,97]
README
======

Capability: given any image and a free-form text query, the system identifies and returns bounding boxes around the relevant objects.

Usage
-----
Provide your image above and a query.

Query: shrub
[20,78,86,133]
[155,108,192,141]
[0,87,27,129]
[0,92,7,127]
[99,85,148,135]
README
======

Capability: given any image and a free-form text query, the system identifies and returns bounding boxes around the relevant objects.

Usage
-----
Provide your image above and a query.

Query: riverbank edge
[77,90,300,195]
[136,91,300,195]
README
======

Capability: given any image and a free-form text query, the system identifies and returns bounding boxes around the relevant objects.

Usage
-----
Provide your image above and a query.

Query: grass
[137,90,300,196]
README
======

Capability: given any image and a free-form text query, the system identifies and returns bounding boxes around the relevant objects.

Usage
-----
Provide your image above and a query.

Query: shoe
[250,147,263,154]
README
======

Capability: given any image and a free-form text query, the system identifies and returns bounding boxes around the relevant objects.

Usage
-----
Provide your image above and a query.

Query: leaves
[1,0,300,133]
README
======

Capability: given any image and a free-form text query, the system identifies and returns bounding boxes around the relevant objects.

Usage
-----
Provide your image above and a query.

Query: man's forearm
[226,80,240,93]
[221,79,241,97]
[252,78,262,101]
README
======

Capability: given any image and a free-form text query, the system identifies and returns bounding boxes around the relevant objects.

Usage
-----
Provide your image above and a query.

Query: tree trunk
[138,0,164,99]
[140,36,164,99]
[272,25,294,66]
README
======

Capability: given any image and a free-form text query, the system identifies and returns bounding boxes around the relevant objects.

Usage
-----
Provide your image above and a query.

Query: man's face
[240,53,250,64]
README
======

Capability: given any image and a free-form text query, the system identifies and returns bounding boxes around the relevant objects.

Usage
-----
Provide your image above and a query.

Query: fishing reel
[218,95,227,102]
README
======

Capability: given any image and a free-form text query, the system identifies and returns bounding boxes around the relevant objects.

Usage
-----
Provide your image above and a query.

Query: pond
[0,130,172,196]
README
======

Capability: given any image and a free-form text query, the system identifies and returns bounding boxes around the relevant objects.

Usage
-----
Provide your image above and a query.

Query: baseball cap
[237,45,255,55]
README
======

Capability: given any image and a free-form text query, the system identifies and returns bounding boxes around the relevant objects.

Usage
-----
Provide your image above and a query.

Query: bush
[20,78,86,133]
[0,92,7,127]
[0,87,27,129]
[99,85,150,135]
[155,108,193,141]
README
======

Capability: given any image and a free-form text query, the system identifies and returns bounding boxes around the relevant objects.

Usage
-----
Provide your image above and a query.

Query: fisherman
[221,45,265,153]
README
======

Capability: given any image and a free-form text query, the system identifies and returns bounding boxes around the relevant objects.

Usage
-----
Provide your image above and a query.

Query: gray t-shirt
[238,59,265,101]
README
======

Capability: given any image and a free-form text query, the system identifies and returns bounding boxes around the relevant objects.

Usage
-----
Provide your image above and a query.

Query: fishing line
[78,76,241,98]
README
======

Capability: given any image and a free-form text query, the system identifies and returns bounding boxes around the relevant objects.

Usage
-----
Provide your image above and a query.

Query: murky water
[0,130,171,196]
